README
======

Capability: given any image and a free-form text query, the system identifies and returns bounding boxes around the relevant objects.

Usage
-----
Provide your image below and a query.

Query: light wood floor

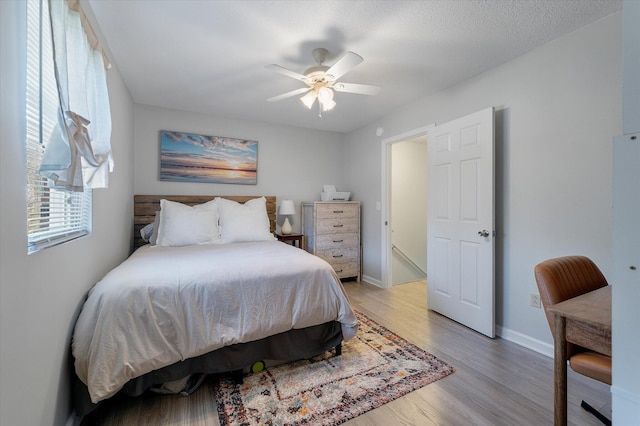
[88,280,610,426]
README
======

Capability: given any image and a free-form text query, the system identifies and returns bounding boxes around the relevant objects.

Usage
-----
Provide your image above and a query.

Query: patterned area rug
[213,311,455,426]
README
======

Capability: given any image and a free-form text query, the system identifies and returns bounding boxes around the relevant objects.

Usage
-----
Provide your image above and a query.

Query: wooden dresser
[302,201,361,280]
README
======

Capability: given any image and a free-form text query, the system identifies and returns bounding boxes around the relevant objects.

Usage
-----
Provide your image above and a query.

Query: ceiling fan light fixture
[318,87,335,111]
[300,90,317,109]
[318,87,334,102]
[321,98,336,111]
[268,48,380,116]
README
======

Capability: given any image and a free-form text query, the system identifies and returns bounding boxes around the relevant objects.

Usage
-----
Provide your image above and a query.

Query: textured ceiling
[87,0,621,133]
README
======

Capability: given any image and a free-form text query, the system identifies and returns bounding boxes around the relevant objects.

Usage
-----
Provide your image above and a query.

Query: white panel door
[427,107,495,337]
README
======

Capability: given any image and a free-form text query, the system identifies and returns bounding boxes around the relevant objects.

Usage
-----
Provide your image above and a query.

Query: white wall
[345,14,622,348]
[391,139,427,284]
[622,1,640,137]
[133,104,346,233]
[0,2,135,425]
[611,1,640,422]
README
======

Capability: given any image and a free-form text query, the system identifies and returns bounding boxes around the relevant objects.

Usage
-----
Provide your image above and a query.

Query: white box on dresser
[302,201,361,281]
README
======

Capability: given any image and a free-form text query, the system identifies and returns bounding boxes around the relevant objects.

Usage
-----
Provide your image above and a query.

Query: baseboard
[358,279,554,357]
[496,325,554,358]
[361,274,383,288]
[355,277,555,358]
[612,385,640,424]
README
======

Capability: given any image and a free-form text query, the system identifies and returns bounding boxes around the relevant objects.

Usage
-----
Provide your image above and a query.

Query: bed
[72,195,359,417]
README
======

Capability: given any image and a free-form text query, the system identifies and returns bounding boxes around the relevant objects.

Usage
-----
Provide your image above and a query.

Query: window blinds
[26,0,92,254]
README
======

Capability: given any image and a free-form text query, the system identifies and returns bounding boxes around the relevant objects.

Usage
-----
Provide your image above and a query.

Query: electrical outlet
[530,293,541,308]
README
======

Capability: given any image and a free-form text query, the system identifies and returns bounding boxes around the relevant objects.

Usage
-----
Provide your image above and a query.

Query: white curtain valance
[39,0,113,191]
[65,0,110,68]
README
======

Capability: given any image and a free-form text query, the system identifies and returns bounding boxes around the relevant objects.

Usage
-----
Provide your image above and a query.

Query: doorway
[381,108,495,337]
[391,136,428,285]
[381,125,433,289]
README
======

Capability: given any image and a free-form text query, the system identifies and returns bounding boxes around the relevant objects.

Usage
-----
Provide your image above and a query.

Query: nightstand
[275,233,304,249]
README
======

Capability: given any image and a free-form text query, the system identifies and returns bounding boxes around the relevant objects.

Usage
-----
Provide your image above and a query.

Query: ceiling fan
[266,48,381,116]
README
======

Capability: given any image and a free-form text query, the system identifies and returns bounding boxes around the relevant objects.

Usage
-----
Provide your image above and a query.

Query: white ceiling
[87,0,621,133]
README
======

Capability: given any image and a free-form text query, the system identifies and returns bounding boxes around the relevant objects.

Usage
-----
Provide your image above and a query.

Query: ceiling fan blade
[325,51,363,81]
[265,64,309,82]
[267,87,311,102]
[333,82,381,96]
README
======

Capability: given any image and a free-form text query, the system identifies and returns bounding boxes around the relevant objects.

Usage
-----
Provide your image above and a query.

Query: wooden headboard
[133,195,277,250]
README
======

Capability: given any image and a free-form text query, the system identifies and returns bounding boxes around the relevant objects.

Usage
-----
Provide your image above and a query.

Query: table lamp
[279,200,296,235]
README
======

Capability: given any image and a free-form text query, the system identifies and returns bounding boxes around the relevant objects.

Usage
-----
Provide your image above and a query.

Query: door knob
[478,230,490,238]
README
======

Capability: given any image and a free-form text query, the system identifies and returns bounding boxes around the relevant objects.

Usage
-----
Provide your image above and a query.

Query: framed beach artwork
[160,130,258,185]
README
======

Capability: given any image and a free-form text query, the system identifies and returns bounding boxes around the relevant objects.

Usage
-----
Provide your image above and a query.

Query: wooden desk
[547,286,611,426]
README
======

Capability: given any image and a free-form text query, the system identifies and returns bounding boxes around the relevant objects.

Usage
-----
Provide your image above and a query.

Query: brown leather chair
[534,255,611,425]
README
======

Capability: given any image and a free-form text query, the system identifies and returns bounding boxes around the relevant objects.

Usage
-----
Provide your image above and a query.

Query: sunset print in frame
[160,131,257,185]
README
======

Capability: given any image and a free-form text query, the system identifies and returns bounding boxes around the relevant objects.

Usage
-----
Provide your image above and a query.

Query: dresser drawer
[316,203,359,219]
[316,247,358,264]
[316,233,359,250]
[330,262,360,279]
[316,218,359,234]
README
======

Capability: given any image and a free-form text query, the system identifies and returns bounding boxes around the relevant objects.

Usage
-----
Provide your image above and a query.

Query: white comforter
[72,241,359,403]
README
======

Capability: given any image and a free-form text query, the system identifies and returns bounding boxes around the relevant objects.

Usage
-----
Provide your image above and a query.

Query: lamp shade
[300,91,317,109]
[279,200,296,216]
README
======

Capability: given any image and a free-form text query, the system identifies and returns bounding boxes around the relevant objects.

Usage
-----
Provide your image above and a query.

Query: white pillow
[156,199,221,247]
[216,197,275,243]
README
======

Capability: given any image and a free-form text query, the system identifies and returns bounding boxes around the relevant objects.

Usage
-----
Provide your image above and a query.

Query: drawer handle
[335,269,343,273]
[333,239,344,243]
[333,254,344,258]
[333,224,344,228]
[333,210,344,213]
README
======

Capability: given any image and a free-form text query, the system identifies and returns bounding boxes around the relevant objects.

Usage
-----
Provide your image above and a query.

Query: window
[26,0,92,254]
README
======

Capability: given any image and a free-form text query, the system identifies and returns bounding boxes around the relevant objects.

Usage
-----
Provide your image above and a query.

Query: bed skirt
[73,321,343,418]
